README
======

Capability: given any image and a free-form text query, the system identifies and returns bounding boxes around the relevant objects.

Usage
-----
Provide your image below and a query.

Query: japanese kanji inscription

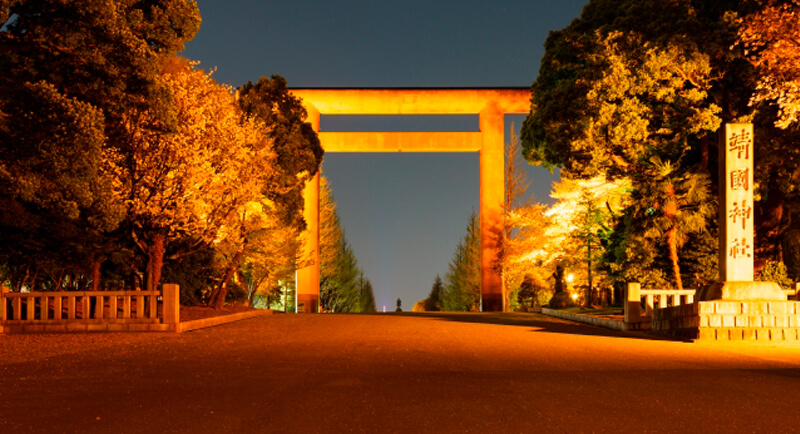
[719,123,754,281]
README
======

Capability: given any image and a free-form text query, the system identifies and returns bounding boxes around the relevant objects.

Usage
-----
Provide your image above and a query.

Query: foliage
[739,0,800,129]
[496,123,552,310]
[0,0,200,291]
[120,58,275,295]
[521,0,759,286]
[0,3,315,310]
[755,260,794,290]
[359,279,377,313]
[545,176,630,300]
[317,175,374,313]
[237,76,324,230]
[442,212,481,312]
[424,275,444,311]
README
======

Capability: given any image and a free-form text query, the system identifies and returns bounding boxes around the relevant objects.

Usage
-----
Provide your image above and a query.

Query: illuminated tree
[521,0,730,287]
[546,176,630,303]
[495,123,550,310]
[318,176,345,311]
[739,0,800,129]
[207,199,303,309]
[120,58,273,293]
[0,0,199,291]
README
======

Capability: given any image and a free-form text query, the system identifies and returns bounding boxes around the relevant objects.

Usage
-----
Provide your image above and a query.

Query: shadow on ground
[366,311,691,342]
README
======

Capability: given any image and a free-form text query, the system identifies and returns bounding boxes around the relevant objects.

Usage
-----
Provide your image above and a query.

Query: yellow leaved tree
[118,57,275,293]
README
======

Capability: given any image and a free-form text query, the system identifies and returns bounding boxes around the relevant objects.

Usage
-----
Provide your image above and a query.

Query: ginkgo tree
[119,57,275,293]
[545,175,630,304]
[207,198,305,309]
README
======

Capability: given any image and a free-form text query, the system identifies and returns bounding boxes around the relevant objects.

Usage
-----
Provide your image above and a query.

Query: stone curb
[541,308,627,331]
[178,309,273,333]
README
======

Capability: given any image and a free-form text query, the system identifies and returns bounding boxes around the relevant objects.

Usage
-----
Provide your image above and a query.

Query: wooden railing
[1,284,179,333]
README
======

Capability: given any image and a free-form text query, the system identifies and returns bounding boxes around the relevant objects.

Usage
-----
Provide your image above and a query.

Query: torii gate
[290,88,530,312]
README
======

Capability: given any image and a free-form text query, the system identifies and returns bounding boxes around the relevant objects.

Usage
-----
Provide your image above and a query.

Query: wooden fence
[0,284,179,333]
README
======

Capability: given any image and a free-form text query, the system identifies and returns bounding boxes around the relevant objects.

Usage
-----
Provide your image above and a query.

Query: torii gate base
[291,88,530,313]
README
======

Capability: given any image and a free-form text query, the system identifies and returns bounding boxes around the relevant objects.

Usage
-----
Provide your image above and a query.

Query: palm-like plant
[633,157,714,290]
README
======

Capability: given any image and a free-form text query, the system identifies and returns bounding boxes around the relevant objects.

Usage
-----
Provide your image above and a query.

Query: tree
[119,58,273,294]
[496,122,545,310]
[521,0,742,287]
[237,76,324,230]
[545,176,630,304]
[738,0,800,129]
[0,0,200,291]
[359,278,377,313]
[396,298,402,312]
[442,212,481,311]
[424,275,444,311]
[207,198,304,309]
[319,176,346,311]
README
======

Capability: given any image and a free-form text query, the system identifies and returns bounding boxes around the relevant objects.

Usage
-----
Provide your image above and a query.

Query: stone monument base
[651,300,800,341]
[696,281,786,301]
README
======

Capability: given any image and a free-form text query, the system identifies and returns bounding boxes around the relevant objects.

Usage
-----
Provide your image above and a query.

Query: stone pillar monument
[699,123,785,301]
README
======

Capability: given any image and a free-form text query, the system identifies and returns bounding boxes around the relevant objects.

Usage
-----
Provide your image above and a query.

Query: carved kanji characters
[729,237,752,259]
[730,168,749,191]
[729,200,752,230]
[729,128,751,159]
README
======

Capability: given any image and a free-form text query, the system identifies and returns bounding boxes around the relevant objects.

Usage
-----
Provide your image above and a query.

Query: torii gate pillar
[479,102,504,311]
[292,88,529,313]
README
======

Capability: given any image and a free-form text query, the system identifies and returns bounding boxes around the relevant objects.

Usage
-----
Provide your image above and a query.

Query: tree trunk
[667,225,684,291]
[586,232,592,307]
[145,232,166,292]
[663,183,683,290]
[91,255,102,292]
[208,249,244,310]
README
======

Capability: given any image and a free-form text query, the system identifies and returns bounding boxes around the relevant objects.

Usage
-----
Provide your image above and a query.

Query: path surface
[2,312,800,433]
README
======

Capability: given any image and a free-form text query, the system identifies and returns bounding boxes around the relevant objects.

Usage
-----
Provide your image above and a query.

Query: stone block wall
[652,301,800,341]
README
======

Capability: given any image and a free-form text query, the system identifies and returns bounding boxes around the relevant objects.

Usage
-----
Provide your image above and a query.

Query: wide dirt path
[2,312,800,433]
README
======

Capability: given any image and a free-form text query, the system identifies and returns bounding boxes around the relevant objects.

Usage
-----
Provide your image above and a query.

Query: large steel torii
[289,87,530,312]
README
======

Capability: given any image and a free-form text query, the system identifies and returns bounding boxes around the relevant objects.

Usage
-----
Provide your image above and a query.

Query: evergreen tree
[359,278,377,313]
[424,275,444,311]
[316,175,374,312]
[442,213,481,311]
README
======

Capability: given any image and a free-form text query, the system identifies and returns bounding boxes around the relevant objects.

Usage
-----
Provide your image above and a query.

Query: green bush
[756,260,793,290]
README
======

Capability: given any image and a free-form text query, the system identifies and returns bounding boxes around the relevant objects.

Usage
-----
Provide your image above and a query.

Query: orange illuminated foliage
[739,0,800,128]
[118,57,276,292]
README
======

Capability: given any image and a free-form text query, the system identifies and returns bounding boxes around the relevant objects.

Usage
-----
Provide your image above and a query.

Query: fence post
[162,283,180,331]
[625,282,641,324]
[0,285,7,322]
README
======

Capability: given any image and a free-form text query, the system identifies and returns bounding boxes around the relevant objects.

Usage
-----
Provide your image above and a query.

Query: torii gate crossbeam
[290,88,530,312]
